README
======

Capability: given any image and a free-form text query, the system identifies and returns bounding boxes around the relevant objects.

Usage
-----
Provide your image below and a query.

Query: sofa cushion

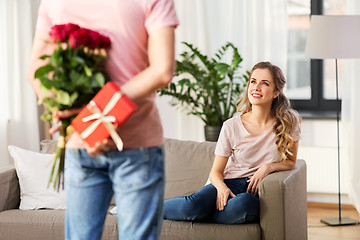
[0,209,118,240]
[8,145,66,210]
[161,219,260,240]
[164,139,216,199]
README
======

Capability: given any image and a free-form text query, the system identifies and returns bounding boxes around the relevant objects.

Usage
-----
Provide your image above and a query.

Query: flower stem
[48,119,70,191]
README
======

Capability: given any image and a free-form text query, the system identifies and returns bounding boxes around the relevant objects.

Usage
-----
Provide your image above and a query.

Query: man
[28,1,179,239]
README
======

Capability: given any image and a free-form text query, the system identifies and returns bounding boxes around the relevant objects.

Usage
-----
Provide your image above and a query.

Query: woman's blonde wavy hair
[236,62,300,161]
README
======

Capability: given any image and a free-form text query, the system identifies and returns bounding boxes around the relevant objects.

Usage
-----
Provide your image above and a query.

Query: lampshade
[305,15,360,59]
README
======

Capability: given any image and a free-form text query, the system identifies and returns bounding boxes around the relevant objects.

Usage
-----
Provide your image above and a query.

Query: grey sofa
[0,138,307,240]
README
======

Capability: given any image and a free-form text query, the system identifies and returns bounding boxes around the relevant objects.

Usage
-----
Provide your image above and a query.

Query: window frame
[289,0,340,118]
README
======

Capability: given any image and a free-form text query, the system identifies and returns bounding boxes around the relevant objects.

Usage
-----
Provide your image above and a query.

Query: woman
[164,61,301,224]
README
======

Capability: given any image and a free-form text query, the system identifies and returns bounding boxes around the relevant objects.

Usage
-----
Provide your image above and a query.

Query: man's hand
[49,108,83,134]
[86,138,118,157]
[50,108,120,157]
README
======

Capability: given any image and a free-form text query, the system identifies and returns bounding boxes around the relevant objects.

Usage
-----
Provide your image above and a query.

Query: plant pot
[204,125,222,142]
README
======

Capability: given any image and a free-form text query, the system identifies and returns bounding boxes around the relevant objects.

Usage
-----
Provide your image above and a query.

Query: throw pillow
[8,145,67,210]
[109,206,117,215]
[38,139,117,206]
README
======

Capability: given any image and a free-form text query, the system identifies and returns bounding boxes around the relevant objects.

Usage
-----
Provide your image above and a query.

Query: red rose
[63,23,80,38]
[50,23,80,43]
[50,25,67,43]
[87,30,102,49]
[100,35,111,49]
[49,23,111,50]
[69,28,90,49]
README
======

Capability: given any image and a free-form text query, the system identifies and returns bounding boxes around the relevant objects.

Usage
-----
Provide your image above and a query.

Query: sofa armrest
[0,165,20,211]
[259,159,307,240]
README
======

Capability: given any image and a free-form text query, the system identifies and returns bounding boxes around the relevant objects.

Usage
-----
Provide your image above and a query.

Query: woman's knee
[230,193,259,222]
[182,193,214,219]
[164,196,208,220]
[164,186,217,220]
[234,193,259,211]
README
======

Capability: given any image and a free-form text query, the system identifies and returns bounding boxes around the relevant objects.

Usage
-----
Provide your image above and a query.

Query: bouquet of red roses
[35,23,111,190]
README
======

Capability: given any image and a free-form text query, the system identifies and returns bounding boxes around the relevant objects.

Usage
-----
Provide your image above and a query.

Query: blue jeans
[164,178,259,224]
[65,146,165,240]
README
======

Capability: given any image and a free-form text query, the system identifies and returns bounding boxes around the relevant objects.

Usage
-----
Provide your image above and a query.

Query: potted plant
[159,42,249,141]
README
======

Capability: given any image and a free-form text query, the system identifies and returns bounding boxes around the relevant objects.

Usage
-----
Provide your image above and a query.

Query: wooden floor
[308,203,360,240]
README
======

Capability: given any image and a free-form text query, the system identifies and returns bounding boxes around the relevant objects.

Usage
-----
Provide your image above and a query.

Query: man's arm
[121,26,176,103]
[88,26,176,155]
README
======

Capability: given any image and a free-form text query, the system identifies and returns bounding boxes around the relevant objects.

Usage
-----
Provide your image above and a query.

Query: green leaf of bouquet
[73,56,85,65]
[93,73,105,87]
[39,76,57,89]
[40,55,50,60]
[50,49,64,67]
[40,112,53,122]
[69,92,79,106]
[54,89,73,106]
[49,56,56,67]
[34,65,54,79]
[40,85,52,98]
[84,65,92,77]
[70,70,89,87]
[42,97,59,112]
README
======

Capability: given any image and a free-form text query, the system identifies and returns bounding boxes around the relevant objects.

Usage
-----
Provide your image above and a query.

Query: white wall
[298,119,351,203]
[156,96,205,142]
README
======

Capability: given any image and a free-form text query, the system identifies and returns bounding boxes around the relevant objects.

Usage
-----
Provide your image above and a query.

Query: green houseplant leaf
[159,42,249,127]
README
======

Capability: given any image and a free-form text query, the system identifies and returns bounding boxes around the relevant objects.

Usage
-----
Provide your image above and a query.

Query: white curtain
[242,0,288,71]
[0,0,40,167]
[343,0,360,214]
[157,0,288,141]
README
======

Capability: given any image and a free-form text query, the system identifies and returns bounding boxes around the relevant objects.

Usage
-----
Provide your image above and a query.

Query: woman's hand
[247,147,298,195]
[216,185,236,211]
[246,163,271,195]
[209,155,232,211]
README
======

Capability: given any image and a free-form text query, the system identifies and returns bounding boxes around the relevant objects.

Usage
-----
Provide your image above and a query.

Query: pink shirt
[215,114,301,179]
[36,0,179,149]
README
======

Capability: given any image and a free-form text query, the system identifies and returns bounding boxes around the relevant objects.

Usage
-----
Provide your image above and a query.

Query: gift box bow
[71,81,137,150]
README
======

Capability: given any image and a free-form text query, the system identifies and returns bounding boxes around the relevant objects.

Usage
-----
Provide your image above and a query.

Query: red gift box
[71,81,137,150]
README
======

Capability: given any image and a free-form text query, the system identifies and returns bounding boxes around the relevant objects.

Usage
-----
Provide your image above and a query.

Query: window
[286,0,346,117]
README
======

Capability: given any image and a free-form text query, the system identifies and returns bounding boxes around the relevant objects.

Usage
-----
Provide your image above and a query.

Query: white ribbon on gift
[80,92,123,151]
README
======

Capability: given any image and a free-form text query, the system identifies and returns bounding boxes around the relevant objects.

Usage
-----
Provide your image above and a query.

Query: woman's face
[247,68,279,107]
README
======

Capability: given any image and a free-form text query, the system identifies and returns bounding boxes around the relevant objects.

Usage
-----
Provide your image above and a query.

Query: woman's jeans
[164,178,259,224]
[65,146,165,240]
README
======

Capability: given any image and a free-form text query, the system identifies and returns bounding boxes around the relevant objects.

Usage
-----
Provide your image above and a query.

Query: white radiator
[298,146,349,194]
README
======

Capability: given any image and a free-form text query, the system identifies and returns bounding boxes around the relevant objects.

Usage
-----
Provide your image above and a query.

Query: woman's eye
[263,82,269,86]
[250,80,256,84]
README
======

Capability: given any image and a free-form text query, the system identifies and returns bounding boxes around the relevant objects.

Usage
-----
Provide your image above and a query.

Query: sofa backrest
[39,138,218,200]
[163,139,216,199]
[0,165,20,211]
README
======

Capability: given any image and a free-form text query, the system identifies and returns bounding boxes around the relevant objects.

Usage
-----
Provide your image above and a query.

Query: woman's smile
[251,92,263,98]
